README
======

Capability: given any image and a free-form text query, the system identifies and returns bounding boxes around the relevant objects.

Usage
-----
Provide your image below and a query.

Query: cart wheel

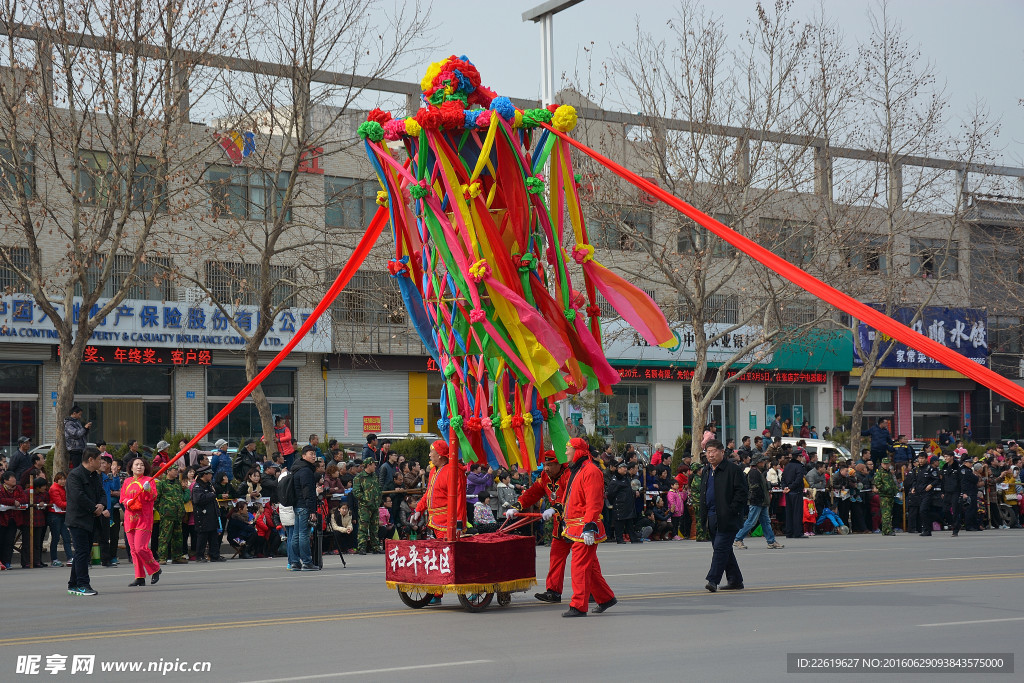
[398,588,435,609]
[497,592,512,607]
[457,592,494,612]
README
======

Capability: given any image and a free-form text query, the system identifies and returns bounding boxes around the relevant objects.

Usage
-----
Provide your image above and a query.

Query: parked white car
[780,437,853,461]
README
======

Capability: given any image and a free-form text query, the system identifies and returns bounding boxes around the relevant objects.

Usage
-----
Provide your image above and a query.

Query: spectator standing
[667,481,687,539]
[97,456,122,567]
[234,439,258,481]
[361,433,379,465]
[607,461,637,543]
[353,459,382,554]
[781,419,794,437]
[861,418,895,463]
[0,470,27,569]
[156,463,189,564]
[47,471,73,567]
[63,406,92,470]
[210,440,232,482]
[290,445,324,569]
[25,478,48,567]
[378,451,400,515]
[8,436,32,480]
[733,455,784,550]
[273,416,296,468]
[799,421,811,438]
[768,415,783,439]
[700,439,748,592]
[18,453,46,489]
[308,434,324,461]
[782,450,806,539]
[192,467,226,562]
[874,458,897,536]
[65,447,108,596]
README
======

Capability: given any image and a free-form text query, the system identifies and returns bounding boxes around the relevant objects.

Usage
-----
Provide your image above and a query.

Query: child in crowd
[667,480,688,540]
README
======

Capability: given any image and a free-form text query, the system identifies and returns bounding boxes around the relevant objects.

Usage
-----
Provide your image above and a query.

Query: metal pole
[541,14,554,106]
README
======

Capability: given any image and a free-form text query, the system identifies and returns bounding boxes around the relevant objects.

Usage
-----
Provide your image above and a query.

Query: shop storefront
[325,354,430,444]
[0,361,41,450]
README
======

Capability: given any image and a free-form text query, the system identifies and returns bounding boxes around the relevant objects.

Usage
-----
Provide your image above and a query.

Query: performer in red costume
[412,440,467,539]
[561,437,616,617]
[505,450,572,603]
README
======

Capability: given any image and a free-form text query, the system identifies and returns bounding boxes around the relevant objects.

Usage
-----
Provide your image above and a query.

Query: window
[677,214,735,257]
[704,293,739,324]
[331,270,405,326]
[78,151,164,211]
[325,176,377,229]
[207,367,295,443]
[587,202,653,252]
[759,217,815,265]
[206,164,291,222]
[76,364,171,395]
[909,238,958,279]
[843,387,894,413]
[845,234,889,274]
[0,246,29,293]
[0,142,34,198]
[207,367,294,397]
[205,261,295,307]
[75,254,174,299]
[989,316,1021,355]
[0,363,38,394]
[780,300,817,326]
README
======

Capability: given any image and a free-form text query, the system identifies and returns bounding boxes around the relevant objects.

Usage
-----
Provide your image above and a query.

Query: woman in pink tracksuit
[122,456,162,587]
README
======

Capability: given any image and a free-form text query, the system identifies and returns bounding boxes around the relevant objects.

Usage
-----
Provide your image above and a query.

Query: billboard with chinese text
[854,306,987,369]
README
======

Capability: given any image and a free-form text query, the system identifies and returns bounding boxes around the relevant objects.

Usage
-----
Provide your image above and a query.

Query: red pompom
[415,106,442,130]
[439,100,465,130]
[367,108,392,124]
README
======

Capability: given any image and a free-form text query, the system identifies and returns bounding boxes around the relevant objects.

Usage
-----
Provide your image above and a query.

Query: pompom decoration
[476,110,492,129]
[551,104,578,132]
[489,96,516,122]
[571,243,595,264]
[357,120,384,142]
[375,190,389,207]
[468,259,490,282]
[404,118,422,137]
[367,108,392,124]
[440,100,466,130]
[383,119,406,141]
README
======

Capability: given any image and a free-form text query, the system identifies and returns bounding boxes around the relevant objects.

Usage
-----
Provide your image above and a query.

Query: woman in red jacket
[0,470,28,569]
[122,456,162,586]
[47,472,74,567]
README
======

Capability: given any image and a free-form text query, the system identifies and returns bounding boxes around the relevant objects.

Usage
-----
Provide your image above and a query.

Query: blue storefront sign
[854,306,988,369]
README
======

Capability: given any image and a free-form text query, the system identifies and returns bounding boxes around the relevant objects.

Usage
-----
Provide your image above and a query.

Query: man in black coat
[700,439,748,591]
[606,462,637,543]
[781,450,807,539]
[192,467,226,562]
[941,451,962,536]
[65,447,108,596]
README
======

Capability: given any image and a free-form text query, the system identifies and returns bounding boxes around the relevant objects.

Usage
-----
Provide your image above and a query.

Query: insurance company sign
[601,318,772,364]
[0,295,332,353]
[854,305,987,369]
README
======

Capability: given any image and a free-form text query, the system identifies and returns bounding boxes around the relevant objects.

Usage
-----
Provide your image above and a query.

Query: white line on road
[920,617,1024,627]
[604,572,669,577]
[928,555,1024,561]
[245,660,493,682]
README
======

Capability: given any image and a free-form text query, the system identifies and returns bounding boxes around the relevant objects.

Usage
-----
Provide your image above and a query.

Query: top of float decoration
[356,55,578,142]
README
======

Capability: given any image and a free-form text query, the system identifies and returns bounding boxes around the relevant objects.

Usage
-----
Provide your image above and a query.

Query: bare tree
[0,0,245,471]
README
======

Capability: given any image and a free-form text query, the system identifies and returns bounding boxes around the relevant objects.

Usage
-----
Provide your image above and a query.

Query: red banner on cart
[385,535,536,593]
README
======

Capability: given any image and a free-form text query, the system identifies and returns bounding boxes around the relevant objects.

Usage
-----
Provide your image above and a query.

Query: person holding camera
[290,445,324,570]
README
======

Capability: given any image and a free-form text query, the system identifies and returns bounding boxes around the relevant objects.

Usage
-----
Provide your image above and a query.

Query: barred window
[0,246,29,292]
[704,293,739,324]
[587,202,653,252]
[759,217,815,265]
[845,234,889,274]
[677,214,736,258]
[0,142,34,198]
[206,164,291,222]
[780,300,817,326]
[75,254,175,299]
[78,151,165,211]
[205,261,295,307]
[331,270,405,326]
[325,176,377,229]
[909,238,958,279]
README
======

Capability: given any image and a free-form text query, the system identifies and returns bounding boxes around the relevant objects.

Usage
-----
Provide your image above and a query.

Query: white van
[780,437,853,462]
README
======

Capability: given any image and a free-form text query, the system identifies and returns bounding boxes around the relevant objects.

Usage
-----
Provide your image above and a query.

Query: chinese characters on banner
[60,346,213,366]
[600,319,773,365]
[0,296,331,353]
[612,366,829,384]
[854,306,988,369]
[387,542,452,579]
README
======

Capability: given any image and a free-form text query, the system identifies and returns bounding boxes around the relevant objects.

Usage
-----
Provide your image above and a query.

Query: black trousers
[67,526,94,589]
[68,450,83,470]
[196,530,222,560]
[614,517,639,543]
[919,494,935,534]
[785,491,803,538]
[943,495,962,531]
[705,513,742,586]
[0,521,18,567]
[97,508,121,563]
[836,498,851,527]
[850,501,867,532]
[906,498,921,533]
[963,495,978,530]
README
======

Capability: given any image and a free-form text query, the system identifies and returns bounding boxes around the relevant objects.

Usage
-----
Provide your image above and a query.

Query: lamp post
[522,0,584,106]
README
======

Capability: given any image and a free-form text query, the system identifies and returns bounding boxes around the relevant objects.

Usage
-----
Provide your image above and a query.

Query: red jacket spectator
[0,480,27,527]
[49,481,68,512]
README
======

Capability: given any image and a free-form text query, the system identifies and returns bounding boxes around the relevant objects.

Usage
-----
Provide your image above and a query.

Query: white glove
[504,508,517,520]
[582,531,596,546]
[411,511,422,524]
[142,481,151,492]
[541,508,555,521]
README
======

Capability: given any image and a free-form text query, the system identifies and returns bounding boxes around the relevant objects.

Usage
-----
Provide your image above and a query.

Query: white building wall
[737,384,766,442]
[652,382,685,447]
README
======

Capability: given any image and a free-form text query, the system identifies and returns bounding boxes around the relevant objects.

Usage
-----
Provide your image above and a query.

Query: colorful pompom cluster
[358,55,579,139]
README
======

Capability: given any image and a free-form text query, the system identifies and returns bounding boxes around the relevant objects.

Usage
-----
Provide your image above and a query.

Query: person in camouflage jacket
[688,462,709,541]
[874,457,898,536]
[353,460,382,554]
[156,463,190,563]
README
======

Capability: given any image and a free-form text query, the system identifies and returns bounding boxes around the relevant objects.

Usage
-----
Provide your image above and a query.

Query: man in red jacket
[561,438,616,617]
[412,440,466,540]
[506,449,571,603]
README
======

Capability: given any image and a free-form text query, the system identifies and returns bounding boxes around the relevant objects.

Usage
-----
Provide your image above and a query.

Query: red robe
[122,476,158,532]
[561,457,607,543]
[415,462,467,537]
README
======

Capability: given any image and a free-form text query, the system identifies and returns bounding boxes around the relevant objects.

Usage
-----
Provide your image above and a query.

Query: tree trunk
[245,346,277,457]
[53,340,87,474]
[848,359,880,456]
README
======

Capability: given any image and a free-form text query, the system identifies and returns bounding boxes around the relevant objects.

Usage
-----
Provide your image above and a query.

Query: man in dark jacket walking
[65,447,108,596]
[782,450,807,538]
[290,445,324,570]
[64,406,92,470]
[733,456,784,549]
[700,439,748,591]
[192,467,225,562]
[860,418,894,463]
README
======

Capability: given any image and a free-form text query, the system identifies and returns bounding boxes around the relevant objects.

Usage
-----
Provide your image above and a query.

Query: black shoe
[213,556,227,562]
[562,607,587,617]
[534,590,562,604]
[951,532,958,537]
[150,569,161,585]
[594,597,617,613]
[705,581,718,593]
[919,532,931,536]
[129,578,146,587]
[721,583,744,591]
[101,562,113,568]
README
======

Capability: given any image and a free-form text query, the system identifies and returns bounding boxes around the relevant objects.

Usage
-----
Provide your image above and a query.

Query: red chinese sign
[61,345,213,366]
[297,147,324,174]
[386,540,453,584]
[362,415,382,433]
[613,365,828,384]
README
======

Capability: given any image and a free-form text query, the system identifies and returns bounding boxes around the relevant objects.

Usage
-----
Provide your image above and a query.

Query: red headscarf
[431,440,449,457]
[568,438,589,462]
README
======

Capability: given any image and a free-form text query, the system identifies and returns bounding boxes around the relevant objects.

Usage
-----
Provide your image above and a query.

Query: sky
[391,0,1024,171]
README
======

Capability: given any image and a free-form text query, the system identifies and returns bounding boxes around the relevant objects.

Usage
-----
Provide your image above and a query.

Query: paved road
[1,530,1022,682]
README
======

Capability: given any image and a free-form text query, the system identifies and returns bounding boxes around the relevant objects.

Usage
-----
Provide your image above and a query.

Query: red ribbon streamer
[542,123,1024,409]
[153,206,389,479]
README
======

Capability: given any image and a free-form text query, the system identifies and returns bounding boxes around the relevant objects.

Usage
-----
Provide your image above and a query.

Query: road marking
[245,660,493,682]
[920,616,1024,627]
[928,555,1024,561]
[604,572,669,577]
[4,572,1023,648]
